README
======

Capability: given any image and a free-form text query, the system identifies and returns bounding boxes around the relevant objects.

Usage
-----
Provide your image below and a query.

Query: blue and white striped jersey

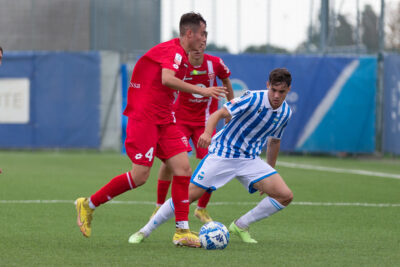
[208,90,292,159]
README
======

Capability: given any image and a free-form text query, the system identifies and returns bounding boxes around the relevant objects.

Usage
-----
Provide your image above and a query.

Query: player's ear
[187,28,193,38]
[266,81,270,89]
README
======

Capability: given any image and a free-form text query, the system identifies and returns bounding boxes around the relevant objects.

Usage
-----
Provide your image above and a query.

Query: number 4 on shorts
[145,147,154,162]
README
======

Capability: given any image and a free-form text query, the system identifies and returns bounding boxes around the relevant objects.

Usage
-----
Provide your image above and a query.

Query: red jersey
[173,54,231,126]
[123,38,189,124]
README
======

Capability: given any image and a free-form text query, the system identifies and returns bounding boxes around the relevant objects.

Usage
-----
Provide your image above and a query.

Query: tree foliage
[243,44,289,54]
[386,2,400,52]
[361,4,379,53]
[206,43,230,53]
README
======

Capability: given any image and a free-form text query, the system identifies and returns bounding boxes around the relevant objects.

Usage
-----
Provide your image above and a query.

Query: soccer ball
[199,221,230,250]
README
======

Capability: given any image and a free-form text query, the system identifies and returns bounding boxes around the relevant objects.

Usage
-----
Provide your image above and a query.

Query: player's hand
[224,117,231,125]
[198,132,212,148]
[203,86,228,100]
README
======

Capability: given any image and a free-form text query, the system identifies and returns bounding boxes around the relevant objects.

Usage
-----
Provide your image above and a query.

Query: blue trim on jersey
[210,92,291,159]
[226,93,252,112]
[246,109,278,158]
[276,121,287,139]
[191,154,209,180]
[248,171,277,193]
[217,94,257,158]
[250,103,290,156]
[269,197,283,210]
[233,92,266,158]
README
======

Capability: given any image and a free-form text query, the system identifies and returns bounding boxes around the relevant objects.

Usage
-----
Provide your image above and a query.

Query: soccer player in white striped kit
[129,68,293,244]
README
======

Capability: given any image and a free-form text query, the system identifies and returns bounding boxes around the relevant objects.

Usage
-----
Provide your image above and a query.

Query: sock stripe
[269,197,284,210]
[169,198,175,211]
[126,172,134,189]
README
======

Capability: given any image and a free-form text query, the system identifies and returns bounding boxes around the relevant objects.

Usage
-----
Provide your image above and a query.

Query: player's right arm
[198,107,231,148]
[162,68,227,99]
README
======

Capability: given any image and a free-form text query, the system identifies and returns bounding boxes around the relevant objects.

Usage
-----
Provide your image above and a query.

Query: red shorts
[177,123,216,159]
[125,119,191,166]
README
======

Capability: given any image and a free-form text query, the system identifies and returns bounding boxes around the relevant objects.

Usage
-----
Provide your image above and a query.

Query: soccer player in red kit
[75,12,227,248]
[147,45,234,225]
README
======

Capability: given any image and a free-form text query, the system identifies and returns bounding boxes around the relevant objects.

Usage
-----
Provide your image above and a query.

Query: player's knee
[173,164,192,177]
[130,169,150,187]
[279,189,293,206]
[188,183,205,203]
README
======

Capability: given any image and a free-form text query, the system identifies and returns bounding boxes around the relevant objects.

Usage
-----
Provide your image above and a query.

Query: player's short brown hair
[269,68,292,87]
[179,12,206,36]
[0,46,3,54]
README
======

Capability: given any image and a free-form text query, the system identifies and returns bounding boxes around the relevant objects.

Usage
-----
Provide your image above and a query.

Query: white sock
[140,198,175,237]
[88,198,96,210]
[175,221,189,229]
[235,197,285,229]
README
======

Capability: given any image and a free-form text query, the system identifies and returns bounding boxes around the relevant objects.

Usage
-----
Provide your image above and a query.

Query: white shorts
[190,153,277,194]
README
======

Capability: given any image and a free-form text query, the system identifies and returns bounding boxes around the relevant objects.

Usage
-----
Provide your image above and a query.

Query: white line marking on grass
[277,161,400,180]
[0,200,399,207]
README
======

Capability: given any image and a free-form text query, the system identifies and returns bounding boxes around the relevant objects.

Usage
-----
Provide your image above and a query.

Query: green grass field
[0,151,399,266]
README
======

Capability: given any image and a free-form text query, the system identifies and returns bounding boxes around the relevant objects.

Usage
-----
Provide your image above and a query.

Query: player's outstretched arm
[162,68,227,99]
[266,137,281,168]
[198,107,231,148]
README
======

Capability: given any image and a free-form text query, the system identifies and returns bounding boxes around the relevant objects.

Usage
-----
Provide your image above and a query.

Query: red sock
[171,175,190,222]
[90,172,136,207]
[157,179,171,205]
[197,191,212,209]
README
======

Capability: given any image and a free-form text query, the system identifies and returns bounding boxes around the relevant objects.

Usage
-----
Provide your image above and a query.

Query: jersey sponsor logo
[135,153,143,159]
[189,98,210,103]
[130,82,140,88]
[190,70,207,75]
[192,83,206,99]
[173,64,179,69]
[174,53,182,65]
[183,77,193,81]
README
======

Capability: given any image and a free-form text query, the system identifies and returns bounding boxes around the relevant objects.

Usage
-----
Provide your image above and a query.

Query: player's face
[189,22,207,51]
[267,81,291,109]
[190,46,205,61]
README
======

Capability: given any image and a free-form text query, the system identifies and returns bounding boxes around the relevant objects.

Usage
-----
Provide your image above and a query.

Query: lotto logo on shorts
[181,136,189,147]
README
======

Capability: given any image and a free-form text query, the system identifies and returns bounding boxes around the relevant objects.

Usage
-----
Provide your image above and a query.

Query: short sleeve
[215,58,231,80]
[160,48,185,72]
[223,90,253,117]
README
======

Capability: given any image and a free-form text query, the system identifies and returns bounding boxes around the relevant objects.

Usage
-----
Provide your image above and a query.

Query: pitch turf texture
[0,151,399,266]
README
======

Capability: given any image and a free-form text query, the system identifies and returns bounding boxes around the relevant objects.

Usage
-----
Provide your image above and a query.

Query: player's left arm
[266,137,281,168]
[221,78,234,124]
[221,78,234,101]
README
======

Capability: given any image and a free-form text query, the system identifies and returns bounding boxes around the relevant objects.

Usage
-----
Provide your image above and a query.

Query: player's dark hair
[269,68,292,87]
[179,12,206,36]
[0,46,3,54]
